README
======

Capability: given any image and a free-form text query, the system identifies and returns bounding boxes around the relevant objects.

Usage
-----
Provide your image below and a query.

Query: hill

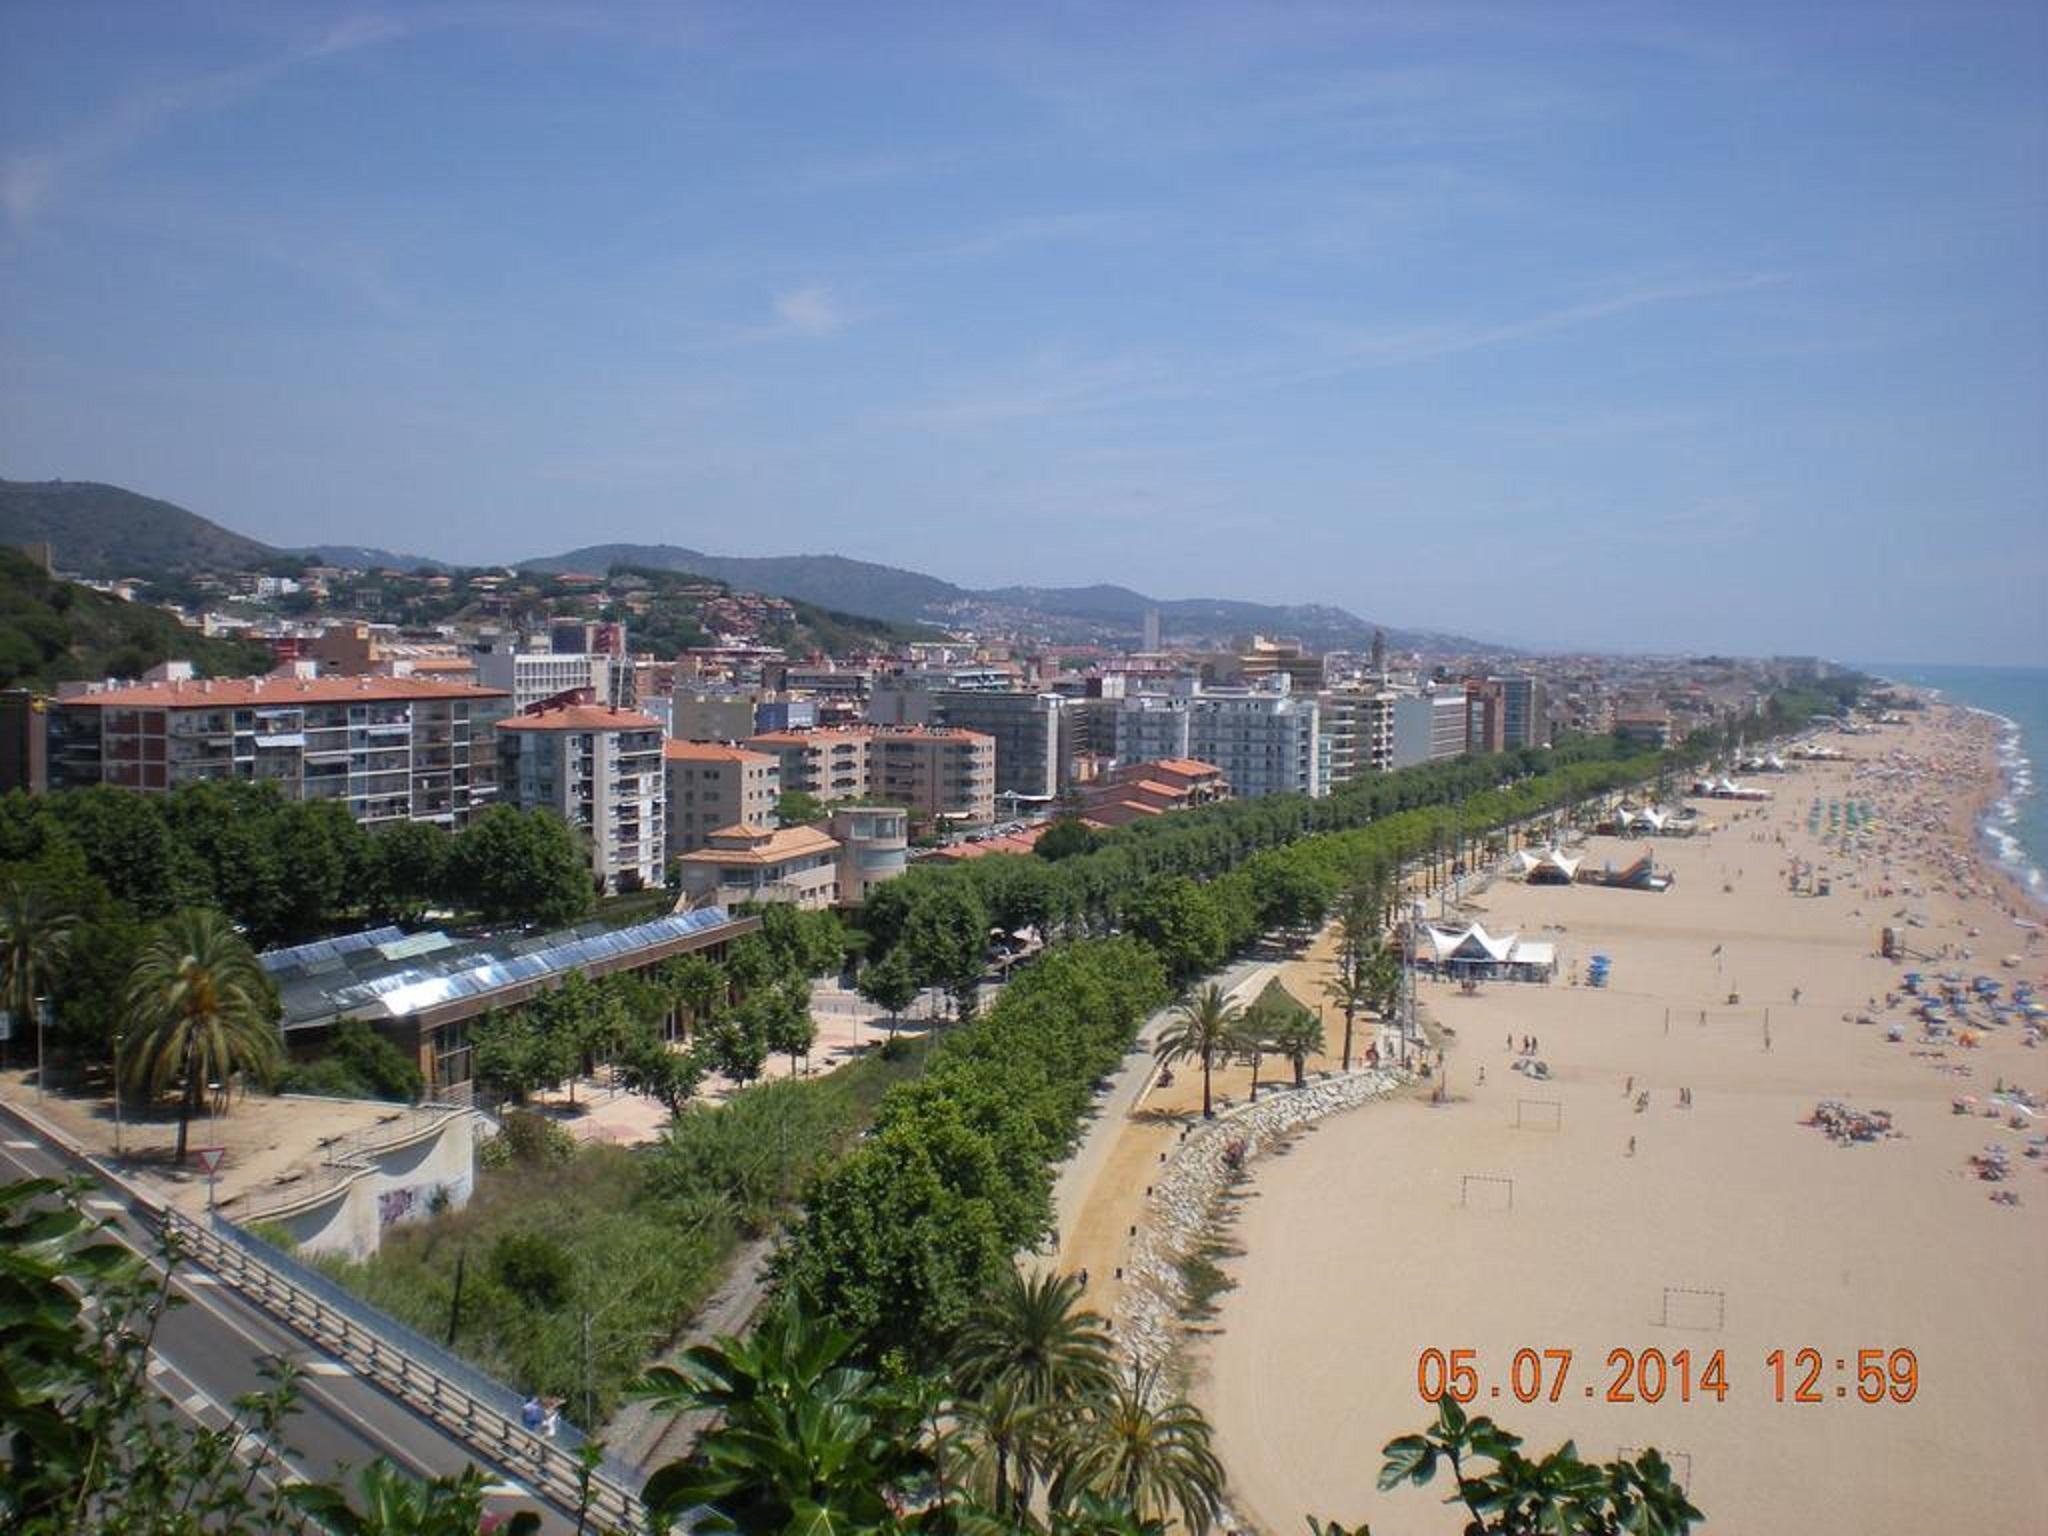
[531,543,1491,653]
[0,479,279,577]
[533,543,963,620]
[0,548,273,690]
[290,544,449,573]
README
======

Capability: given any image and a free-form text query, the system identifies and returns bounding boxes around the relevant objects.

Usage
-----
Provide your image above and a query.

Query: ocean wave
[1970,708,2044,902]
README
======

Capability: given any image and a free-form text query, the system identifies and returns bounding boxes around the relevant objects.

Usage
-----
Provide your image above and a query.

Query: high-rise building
[46,673,511,827]
[1186,683,1321,799]
[669,689,760,743]
[1141,608,1162,652]
[1320,688,1400,784]
[498,701,666,892]
[474,647,615,714]
[1390,689,1470,769]
[1500,675,1546,750]
[747,725,995,826]
[1114,693,1192,765]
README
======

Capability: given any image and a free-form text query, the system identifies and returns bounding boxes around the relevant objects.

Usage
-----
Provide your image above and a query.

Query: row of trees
[0,782,599,1077]
[471,905,849,1111]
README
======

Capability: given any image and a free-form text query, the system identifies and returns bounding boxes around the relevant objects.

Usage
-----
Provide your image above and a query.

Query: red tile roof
[498,702,663,732]
[664,741,778,765]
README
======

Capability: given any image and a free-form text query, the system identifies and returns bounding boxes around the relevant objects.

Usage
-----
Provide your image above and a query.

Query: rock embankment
[1115,1068,1405,1377]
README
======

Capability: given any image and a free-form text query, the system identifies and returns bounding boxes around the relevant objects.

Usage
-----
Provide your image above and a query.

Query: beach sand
[1196,707,2048,1533]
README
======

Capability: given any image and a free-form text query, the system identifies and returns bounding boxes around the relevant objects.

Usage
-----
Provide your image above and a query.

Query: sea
[1870,663,2048,909]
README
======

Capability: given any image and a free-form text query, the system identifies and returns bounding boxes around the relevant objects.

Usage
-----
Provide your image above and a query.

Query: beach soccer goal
[1459,1174,1516,1211]
[1514,1097,1564,1131]
[1656,1286,1726,1332]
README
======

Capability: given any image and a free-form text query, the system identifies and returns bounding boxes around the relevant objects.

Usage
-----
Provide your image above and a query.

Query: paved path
[1043,954,1276,1267]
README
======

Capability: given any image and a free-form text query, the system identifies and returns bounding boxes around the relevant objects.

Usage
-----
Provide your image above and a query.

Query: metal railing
[170,1210,643,1529]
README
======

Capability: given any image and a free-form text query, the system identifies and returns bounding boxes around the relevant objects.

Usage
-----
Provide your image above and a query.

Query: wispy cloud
[2,13,411,233]
[901,273,1788,427]
[771,285,851,337]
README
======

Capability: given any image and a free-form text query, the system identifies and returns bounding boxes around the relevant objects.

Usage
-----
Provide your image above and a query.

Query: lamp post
[113,1031,125,1158]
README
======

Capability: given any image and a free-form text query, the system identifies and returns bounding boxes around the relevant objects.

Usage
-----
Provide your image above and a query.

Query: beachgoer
[1627,1136,1637,1157]
[1625,1075,1634,1095]
[1079,1267,1090,1288]
[522,1395,543,1433]
[1478,1066,1486,1086]
[542,1401,559,1439]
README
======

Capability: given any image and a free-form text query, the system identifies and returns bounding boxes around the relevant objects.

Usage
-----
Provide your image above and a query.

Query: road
[0,1099,583,1531]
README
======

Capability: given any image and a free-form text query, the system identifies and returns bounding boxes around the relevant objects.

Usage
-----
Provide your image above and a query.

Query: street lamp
[113,1031,125,1158]
[35,996,51,1104]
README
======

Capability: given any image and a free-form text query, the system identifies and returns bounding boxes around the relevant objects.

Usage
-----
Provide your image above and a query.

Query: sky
[2,2,2044,664]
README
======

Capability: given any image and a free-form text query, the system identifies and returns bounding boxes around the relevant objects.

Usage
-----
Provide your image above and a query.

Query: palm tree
[635,1302,927,1528]
[1051,1368,1226,1535]
[952,1268,1116,1516]
[0,879,74,1083]
[1154,984,1242,1119]
[1320,967,1372,1073]
[1263,1008,1325,1089]
[122,909,280,1164]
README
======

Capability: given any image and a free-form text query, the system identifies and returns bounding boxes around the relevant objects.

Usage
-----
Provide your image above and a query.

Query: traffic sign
[194,1146,226,1175]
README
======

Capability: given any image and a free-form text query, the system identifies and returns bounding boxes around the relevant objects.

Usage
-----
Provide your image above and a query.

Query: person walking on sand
[1627,1136,1637,1157]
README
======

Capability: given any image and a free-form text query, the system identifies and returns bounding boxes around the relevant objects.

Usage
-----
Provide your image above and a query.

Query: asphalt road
[0,1104,582,1530]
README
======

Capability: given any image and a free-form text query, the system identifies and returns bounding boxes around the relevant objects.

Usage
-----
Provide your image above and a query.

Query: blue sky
[2,2,2043,663]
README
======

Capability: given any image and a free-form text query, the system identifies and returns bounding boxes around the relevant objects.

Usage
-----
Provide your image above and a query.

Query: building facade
[664,741,780,859]
[1185,685,1321,798]
[672,823,843,909]
[497,702,667,892]
[1390,689,1471,770]
[931,691,1064,802]
[46,674,511,827]
[473,648,615,714]
[746,725,994,826]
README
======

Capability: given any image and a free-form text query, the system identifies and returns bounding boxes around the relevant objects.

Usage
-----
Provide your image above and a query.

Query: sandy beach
[1194,706,2048,1533]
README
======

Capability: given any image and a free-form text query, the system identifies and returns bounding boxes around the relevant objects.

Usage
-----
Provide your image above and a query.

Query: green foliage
[1368,1395,1703,1535]
[0,545,272,690]
[279,1019,423,1102]
[445,805,593,928]
[1153,982,1244,1121]
[479,1108,577,1169]
[1033,817,1099,862]
[775,789,829,826]
[121,908,281,1163]
[490,1230,575,1309]
[780,939,1167,1364]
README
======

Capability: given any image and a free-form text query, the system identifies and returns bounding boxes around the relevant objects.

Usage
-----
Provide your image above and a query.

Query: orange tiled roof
[498,702,663,732]
[664,741,777,765]
[58,674,507,708]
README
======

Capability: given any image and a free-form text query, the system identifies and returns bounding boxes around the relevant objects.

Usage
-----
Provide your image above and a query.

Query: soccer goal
[1514,1097,1564,1131]
[1459,1174,1515,1211]
[1656,1286,1726,1332]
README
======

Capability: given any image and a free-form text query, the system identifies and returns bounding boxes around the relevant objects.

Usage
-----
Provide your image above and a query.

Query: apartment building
[474,648,614,714]
[670,689,759,743]
[929,691,1064,802]
[1186,685,1321,799]
[46,673,511,827]
[1319,688,1400,785]
[1390,689,1471,769]
[747,725,995,826]
[664,741,780,859]
[497,701,667,892]
[1115,693,1193,765]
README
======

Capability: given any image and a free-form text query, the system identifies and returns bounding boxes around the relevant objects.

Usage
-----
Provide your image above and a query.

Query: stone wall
[1114,1069,1406,1379]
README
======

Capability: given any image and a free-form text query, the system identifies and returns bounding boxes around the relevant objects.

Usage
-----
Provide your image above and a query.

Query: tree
[1034,817,1099,862]
[663,953,728,1039]
[1050,1367,1226,1535]
[1153,983,1242,1120]
[703,1013,769,1085]
[1359,1395,1703,1535]
[774,789,828,826]
[444,806,592,928]
[1119,878,1226,986]
[469,1010,572,1105]
[366,820,450,925]
[760,980,817,1076]
[635,1302,931,1531]
[899,878,989,1023]
[1321,966,1372,1075]
[1261,1000,1324,1089]
[952,1269,1115,1514]
[617,1028,704,1117]
[856,947,919,1042]
[121,909,280,1163]
[0,877,73,1079]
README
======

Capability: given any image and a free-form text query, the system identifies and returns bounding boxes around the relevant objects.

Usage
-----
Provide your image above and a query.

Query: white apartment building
[474,648,615,714]
[497,702,667,893]
[1320,688,1400,785]
[1390,689,1471,769]
[1187,684,1322,799]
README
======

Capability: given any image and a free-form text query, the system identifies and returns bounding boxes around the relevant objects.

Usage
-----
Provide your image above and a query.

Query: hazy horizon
[3,3,2043,665]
